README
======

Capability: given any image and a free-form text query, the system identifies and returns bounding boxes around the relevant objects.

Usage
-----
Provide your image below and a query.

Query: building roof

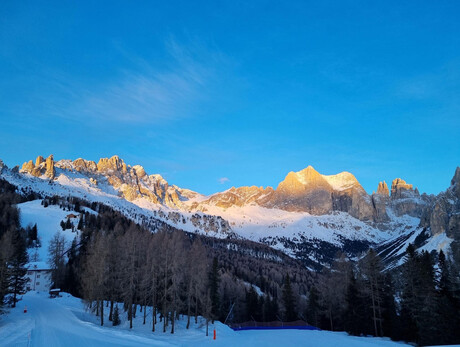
[27,261,51,271]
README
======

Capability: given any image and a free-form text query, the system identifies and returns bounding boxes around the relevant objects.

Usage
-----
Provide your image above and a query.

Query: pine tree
[65,218,72,230]
[209,257,220,323]
[435,250,460,344]
[282,273,296,322]
[112,304,121,326]
[9,230,29,307]
[359,248,384,337]
[306,285,320,327]
[344,270,365,336]
[63,238,79,296]
[245,286,259,321]
[0,230,14,308]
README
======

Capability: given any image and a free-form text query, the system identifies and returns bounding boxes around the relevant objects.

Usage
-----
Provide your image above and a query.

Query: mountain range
[1,155,458,270]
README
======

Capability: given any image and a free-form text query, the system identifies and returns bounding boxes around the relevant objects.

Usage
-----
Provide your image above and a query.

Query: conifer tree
[435,250,460,344]
[209,257,220,323]
[9,230,28,307]
[112,304,121,326]
[282,273,296,321]
[306,285,320,327]
[344,270,365,336]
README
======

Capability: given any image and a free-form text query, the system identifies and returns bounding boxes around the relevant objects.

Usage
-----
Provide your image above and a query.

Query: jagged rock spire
[376,181,389,197]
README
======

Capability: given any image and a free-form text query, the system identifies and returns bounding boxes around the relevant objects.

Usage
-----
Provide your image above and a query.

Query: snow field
[0,292,410,347]
[18,200,81,263]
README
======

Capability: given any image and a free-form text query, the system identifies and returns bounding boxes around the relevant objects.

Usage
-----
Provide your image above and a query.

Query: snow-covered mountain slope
[18,200,82,263]
[1,156,458,268]
[378,167,460,268]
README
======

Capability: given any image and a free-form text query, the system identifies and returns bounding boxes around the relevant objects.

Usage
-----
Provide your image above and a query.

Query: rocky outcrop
[425,167,460,238]
[204,186,274,209]
[45,155,55,179]
[265,166,333,214]
[376,181,389,196]
[370,181,390,222]
[35,156,44,167]
[97,155,128,174]
[452,167,460,197]
[20,155,55,179]
[21,160,35,173]
[0,159,5,173]
[391,178,415,199]
[73,158,97,172]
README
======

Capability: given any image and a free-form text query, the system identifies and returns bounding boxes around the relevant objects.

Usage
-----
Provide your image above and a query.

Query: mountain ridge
[12,154,434,225]
[2,154,458,269]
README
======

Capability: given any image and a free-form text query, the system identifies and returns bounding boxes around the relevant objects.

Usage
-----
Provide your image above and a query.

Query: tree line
[308,247,460,345]
[0,179,34,310]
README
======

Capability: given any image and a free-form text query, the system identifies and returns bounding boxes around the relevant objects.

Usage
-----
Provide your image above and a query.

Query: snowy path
[0,292,409,347]
[0,293,169,347]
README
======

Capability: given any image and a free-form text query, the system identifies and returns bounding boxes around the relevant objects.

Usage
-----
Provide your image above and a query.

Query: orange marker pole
[24,306,27,313]
[213,329,216,340]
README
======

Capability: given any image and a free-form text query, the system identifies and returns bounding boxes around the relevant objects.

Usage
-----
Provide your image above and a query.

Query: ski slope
[0,292,410,347]
[18,200,81,263]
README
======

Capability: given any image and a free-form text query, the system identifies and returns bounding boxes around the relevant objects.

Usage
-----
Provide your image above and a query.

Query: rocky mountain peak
[20,154,55,179]
[97,155,127,174]
[391,178,414,199]
[132,165,146,178]
[72,158,98,172]
[296,165,324,183]
[451,167,460,198]
[323,172,360,192]
[45,155,55,179]
[451,167,460,186]
[277,166,332,194]
[376,181,390,196]
[35,155,44,167]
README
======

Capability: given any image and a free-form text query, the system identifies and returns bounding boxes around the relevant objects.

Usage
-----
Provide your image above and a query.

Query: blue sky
[1,1,459,195]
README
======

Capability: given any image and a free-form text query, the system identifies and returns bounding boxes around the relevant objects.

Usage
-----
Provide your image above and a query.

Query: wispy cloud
[33,38,223,124]
[218,177,230,184]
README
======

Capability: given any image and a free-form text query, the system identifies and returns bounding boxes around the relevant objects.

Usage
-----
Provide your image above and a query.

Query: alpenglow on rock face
[20,155,55,179]
[376,181,390,196]
[17,155,435,225]
[199,165,422,223]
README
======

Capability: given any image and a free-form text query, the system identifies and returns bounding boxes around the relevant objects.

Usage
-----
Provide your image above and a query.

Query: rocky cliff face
[20,155,194,208]
[371,181,391,222]
[422,167,460,238]
[387,178,429,218]
[20,155,55,179]
[203,186,274,209]
[266,166,334,214]
[196,165,429,224]
[376,181,389,196]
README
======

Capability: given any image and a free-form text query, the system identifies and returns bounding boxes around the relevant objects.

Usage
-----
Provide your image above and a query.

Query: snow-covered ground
[18,200,81,263]
[0,292,410,347]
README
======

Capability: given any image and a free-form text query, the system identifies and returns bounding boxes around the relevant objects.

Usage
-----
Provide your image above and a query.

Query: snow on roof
[27,261,51,271]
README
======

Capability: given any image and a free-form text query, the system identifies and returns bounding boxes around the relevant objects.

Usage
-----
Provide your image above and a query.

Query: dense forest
[0,178,40,310]
[1,180,459,345]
